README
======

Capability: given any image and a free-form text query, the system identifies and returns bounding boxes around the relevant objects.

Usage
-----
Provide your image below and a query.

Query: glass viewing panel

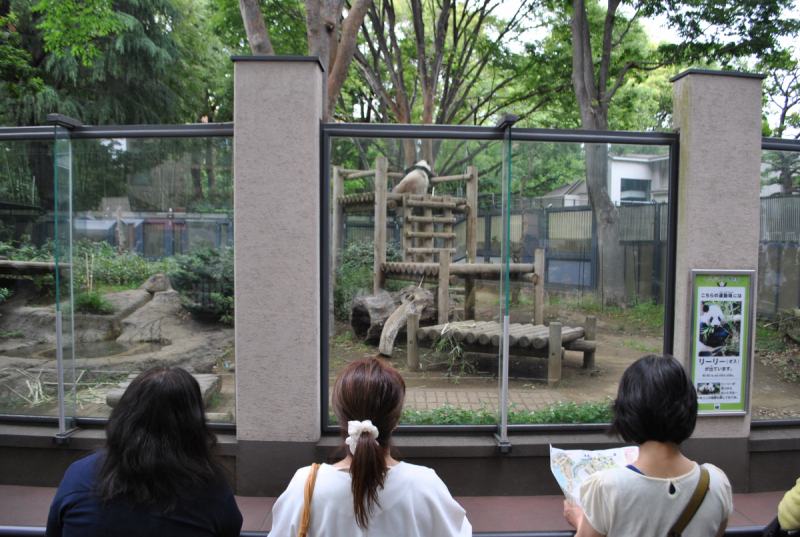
[498,140,671,424]
[327,133,673,427]
[0,136,235,423]
[753,148,800,420]
[330,135,504,426]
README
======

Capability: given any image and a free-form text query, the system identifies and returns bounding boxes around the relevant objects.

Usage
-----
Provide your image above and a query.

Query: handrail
[0,526,767,537]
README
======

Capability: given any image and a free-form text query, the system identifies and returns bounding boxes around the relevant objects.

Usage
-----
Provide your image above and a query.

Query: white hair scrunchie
[345,420,380,455]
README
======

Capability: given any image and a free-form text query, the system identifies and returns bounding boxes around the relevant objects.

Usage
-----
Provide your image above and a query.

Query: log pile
[416,321,594,352]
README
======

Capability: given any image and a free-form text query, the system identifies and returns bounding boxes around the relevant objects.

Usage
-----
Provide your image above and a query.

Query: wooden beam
[345,169,376,180]
[405,231,457,239]
[406,200,458,209]
[438,254,450,325]
[430,173,473,183]
[465,166,478,263]
[406,248,457,255]
[373,157,387,293]
[406,215,458,224]
[533,248,545,326]
[582,315,597,369]
[407,312,420,371]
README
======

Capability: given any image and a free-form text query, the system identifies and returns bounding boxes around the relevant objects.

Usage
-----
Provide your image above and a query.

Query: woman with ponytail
[270,358,471,536]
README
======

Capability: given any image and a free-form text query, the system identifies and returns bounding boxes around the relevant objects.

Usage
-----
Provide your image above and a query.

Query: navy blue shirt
[46,452,242,537]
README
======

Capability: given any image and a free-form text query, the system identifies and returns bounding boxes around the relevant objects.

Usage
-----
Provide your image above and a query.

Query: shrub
[169,246,233,323]
[72,292,114,315]
[333,241,404,321]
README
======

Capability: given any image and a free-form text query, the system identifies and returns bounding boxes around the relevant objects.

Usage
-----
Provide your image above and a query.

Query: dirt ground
[331,294,800,418]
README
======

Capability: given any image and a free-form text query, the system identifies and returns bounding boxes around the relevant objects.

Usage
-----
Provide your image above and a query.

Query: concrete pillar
[671,69,764,489]
[233,56,324,494]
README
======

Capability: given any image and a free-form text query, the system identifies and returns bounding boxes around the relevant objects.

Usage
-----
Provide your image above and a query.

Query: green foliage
[32,0,122,66]
[333,241,404,321]
[0,14,44,101]
[169,246,233,323]
[329,398,614,426]
[72,292,114,314]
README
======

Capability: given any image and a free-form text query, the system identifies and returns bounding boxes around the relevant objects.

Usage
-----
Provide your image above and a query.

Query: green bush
[333,242,404,321]
[169,246,233,323]
[329,398,614,426]
[72,292,114,315]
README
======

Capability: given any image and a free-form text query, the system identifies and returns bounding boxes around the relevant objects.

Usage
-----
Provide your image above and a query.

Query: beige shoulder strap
[668,465,710,537]
[297,463,321,537]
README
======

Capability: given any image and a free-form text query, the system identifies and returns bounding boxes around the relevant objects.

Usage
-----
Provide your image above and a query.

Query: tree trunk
[237,0,275,55]
[378,286,434,356]
[570,0,626,307]
[325,0,373,122]
[350,285,438,342]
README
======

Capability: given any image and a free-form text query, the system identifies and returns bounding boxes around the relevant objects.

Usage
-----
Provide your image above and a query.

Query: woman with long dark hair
[270,358,471,536]
[562,355,732,537]
[46,367,242,537]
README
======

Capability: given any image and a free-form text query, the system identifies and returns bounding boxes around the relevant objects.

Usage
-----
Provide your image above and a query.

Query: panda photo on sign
[392,160,433,196]
[698,303,738,356]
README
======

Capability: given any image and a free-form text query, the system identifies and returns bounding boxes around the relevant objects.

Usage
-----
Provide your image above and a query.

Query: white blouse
[581,463,733,537]
[270,462,472,537]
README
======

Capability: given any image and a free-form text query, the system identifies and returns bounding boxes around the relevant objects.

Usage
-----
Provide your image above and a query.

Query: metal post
[55,311,65,435]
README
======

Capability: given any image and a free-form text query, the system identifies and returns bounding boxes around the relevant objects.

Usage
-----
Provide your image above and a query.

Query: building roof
[543,179,586,198]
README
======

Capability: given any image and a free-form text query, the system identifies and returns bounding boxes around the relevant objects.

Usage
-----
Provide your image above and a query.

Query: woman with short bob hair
[270,358,471,536]
[46,366,242,537]
[563,355,733,537]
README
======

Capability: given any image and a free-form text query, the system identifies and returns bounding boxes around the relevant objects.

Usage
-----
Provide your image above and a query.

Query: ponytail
[350,432,389,528]
[331,359,405,529]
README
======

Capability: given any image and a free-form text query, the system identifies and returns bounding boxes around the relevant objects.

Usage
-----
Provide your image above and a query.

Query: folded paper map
[550,445,639,506]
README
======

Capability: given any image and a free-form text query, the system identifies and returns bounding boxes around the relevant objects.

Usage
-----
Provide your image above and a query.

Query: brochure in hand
[550,445,639,506]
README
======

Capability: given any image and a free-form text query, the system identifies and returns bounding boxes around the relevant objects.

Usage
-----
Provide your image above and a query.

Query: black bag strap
[668,465,710,537]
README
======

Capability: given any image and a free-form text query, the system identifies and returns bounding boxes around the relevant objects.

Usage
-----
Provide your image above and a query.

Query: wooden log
[350,286,436,342]
[534,248,545,326]
[452,205,470,215]
[383,273,438,284]
[464,275,476,321]
[430,173,473,183]
[422,195,434,262]
[406,200,458,209]
[405,231,457,240]
[388,171,405,178]
[379,287,434,356]
[406,248,457,255]
[402,194,412,262]
[343,203,374,214]
[387,200,397,211]
[548,322,562,389]
[450,320,493,341]
[519,273,539,283]
[449,275,460,285]
[516,326,551,347]
[532,327,585,349]
[583,315,597,369]
[405,215,458,225]
[374,156,388,293]
[417,327,431,340]
[344,169,376,180]
[566,339,596,352]
[388,193,467,205]
[438,254,450,325]
[0,261,65,276]
[380,262,535,275]
[478,325,506,345]
[491,324,535,346]
[465,323,502,344]
[407,312,420,371]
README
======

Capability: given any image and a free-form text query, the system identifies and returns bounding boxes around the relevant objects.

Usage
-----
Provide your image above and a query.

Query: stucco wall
[233,58,323,443]
[671,71,764,438]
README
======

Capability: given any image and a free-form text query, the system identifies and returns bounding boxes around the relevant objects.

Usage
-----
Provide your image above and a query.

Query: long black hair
[94,366,228,510]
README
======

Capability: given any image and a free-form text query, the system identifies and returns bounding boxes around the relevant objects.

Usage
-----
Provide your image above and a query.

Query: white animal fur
[393,160,431,196]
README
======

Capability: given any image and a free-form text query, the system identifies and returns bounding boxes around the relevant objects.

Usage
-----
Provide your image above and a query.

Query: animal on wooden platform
[392,160,432,195]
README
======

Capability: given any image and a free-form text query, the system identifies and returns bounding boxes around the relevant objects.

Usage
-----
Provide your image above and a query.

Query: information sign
[690,270,754,415]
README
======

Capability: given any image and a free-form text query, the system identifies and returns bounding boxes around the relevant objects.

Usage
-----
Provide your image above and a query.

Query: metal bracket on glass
[495,113,518,130]
[53,425,80,445]
[494,433,512,453]
[46,113,83,130]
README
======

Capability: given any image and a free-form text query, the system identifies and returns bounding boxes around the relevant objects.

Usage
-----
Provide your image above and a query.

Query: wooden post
[374,157,388,293]
[438,253,450,325]
[422,194,433,263]
[548,322,562,389]
[583,315,597,369]
[464,167,478,321]
[407,312,420,371]
[402,194,412,262]
[534,248,545,326]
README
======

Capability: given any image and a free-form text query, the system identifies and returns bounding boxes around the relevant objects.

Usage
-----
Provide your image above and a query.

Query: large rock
[117,290,184,344]
[140,274,172,293]
[106,372,221,408]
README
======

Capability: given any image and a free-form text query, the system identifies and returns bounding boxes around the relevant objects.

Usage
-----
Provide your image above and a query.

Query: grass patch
[756,324,788,353]
[0,330,24,338]
[72,292,114,315]
[329,398,613,426]
[549,295,664,334]
[94,282,142,294]
[621,340,660,353]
